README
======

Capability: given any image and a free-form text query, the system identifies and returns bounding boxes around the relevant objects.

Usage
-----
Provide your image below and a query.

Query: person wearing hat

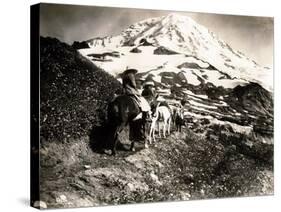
[120,68,151,140]
[141,81,156,103]
[121,68,139,97]
[120,68,150,112]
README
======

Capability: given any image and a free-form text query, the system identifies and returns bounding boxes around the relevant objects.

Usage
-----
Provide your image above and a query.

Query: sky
[40,3,274,67]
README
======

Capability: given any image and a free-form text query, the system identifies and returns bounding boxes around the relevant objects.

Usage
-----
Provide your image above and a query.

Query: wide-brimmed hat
[122,68,138,76]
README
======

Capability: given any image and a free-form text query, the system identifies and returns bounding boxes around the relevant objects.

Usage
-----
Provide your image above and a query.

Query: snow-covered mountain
[78,13,272,91]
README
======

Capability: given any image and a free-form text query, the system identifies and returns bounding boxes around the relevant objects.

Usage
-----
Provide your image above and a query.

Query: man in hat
[121,69,139,96]
[141,81,156,103]
[120,68,151,140]
[120,68,150,112]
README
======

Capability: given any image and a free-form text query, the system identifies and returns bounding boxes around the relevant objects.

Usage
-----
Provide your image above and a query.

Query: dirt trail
[39,128,273,209]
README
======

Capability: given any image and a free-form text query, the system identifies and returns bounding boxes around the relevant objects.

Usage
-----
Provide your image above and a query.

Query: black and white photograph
[30,2,274,209]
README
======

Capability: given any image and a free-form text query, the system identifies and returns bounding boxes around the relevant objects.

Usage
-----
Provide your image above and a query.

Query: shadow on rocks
[89,124,128,154]
[89,124,111,153]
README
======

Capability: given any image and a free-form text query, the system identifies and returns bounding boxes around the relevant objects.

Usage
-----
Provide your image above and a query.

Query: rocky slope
[39,127,273,208]
[40,37,121,141]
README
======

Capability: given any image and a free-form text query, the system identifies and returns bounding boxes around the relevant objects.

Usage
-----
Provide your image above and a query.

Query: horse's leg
[111,126,119,156]
[142,116,148,143]
[148,123,152,144]
[158,122,161,138]
[163,119,166,138]
[153,121,157,142]
[149,119,155,144]
[168,117,171,135]
[144,121,149,148]
[142,113,150,148]
[143,112,148,140]
[128,122,136,152]
[112,123,125,155]
[152,120,157,142]
[143,121,146,140]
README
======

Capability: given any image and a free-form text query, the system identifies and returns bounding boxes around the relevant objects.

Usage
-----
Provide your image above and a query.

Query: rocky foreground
[39,124,273,209]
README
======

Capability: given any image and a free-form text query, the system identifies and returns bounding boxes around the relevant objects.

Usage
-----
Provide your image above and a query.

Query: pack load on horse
[107,69,151,155]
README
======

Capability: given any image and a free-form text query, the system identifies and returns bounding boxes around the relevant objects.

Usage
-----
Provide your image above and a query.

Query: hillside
[40,37,122,142]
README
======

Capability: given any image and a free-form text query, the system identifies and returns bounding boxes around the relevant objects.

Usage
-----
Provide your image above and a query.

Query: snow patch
[189,100,218,110]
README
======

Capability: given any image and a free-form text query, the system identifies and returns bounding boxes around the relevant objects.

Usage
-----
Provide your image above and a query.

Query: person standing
[174,99,188,132]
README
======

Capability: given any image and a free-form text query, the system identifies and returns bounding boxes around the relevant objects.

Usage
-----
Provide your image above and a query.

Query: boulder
[130,47,142,53]
[154,46,179,55]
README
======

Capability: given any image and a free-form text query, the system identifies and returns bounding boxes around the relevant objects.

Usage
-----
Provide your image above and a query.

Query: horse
[106,95,148,155]
[148,103,172,144]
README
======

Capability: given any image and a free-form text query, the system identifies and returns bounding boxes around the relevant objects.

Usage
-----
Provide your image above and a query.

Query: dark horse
[107,95,147,155]
[175,113,185,132]
[173,107,186,132]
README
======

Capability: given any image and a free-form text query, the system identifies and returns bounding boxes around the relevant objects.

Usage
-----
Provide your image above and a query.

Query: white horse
[148,104,172,144]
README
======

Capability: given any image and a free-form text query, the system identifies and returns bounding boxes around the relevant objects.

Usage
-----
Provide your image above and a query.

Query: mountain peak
[165,13,186,19]
[162,13,194,23]
[82,13,272,91]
